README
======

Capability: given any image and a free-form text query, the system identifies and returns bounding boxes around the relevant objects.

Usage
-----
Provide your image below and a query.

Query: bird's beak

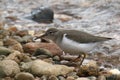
[34,33,46,40]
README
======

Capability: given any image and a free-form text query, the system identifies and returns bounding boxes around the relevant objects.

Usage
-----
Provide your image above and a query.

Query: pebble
[97,75,106,80]
[31,7,54,23]
[109,69,120,75]
[3,38,23,52]
[53,56,60,61]
[15,72,35,80]
[34,48,53,57]
[0,40,3,46]
[76,77,90,80]
[67,72,79,79]
[48,75,58,80]
[41,75,48,80]
[66,76,75,80]
[58,76,66,80]
[21,59,74,76]
[0,46,12,55]
[22,35,33,43]
[77,60,99,76]
[0,30,10,39]
[23,42,63,55]
[5,51,31,63]
[0,65,6,78]
[12,36,25,43]
[16,30,28,37]
[0,60,20,77]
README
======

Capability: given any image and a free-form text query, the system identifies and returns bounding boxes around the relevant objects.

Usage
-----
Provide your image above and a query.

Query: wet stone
[30,7,54,23]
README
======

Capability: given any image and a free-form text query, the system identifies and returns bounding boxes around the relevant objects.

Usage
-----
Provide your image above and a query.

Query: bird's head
[36,28,59,41]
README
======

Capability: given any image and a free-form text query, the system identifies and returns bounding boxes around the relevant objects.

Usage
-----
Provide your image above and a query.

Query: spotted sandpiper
[35,28,112,65]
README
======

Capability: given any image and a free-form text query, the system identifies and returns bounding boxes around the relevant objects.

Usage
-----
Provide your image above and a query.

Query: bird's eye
[49,31,53,34]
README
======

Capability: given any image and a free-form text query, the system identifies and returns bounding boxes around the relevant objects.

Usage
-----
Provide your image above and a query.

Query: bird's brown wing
[62,30,112,43]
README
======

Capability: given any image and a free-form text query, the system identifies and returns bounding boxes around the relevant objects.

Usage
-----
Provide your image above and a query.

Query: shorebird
[35,28,112,65]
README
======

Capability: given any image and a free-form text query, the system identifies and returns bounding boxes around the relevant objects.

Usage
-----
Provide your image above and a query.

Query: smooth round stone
[15,72,34,80]
[12,36,24,43]
[16,30,28,37]
[53,56,60,61]
[67,72,78,79]
[41,75,48,80]
[0,46,12,55]
[0,66,6,77]
[34,48,53,57]
[23,42,63,55]
[21,59,74,76]
[48,75,58,80]
[58,76,66,80]
[0,40,3,46]
[0,60,20,77]
[76,77,90,80]
[66,76,75,80]
[97,75,106,80]
[31,7,54,23]
[22,35,33,43]
[31,56,37,60]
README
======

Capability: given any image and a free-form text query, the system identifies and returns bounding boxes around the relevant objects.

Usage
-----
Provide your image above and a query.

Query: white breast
[58,34,99,54]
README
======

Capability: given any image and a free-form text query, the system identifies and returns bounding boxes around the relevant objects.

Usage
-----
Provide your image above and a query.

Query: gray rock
[0,47,12,55]
[30,7,54,23]
[0,66,6,78]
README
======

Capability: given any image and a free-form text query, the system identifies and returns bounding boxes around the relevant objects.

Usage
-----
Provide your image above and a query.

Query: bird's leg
[72,55,82,62]
[79,53,86,66]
